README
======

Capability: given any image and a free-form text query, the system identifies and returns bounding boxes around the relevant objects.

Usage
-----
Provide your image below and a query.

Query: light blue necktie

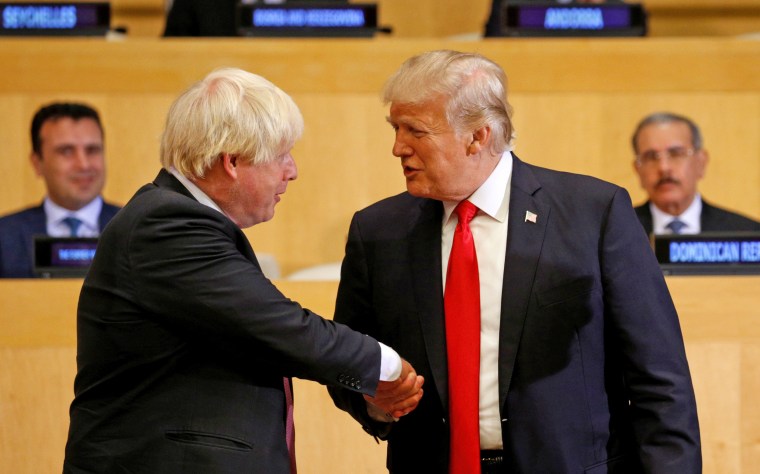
[666,218,687,235]
[62,216,83,237]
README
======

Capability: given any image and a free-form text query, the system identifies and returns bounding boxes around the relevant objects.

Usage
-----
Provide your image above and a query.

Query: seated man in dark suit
[631,111,760,235]
[163,0,238,36]
[0,102,121,277]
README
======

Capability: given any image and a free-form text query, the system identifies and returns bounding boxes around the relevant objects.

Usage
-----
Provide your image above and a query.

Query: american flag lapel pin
[525,210,537,224]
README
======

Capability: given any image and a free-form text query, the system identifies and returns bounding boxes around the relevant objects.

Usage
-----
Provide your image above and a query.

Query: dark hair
[631,112,702,154]
[31,102,103,155]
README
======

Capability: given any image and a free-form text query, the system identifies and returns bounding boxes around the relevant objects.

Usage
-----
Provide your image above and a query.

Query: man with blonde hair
[64,68,422,474]
[330,50,701,473]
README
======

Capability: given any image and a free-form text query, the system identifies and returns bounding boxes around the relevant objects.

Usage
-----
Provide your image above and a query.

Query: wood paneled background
[1,4,759,473]
[1,277,759,473]
[1,38,758,275]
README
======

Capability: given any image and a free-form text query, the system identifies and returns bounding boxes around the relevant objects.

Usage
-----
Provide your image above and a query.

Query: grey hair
[382,50,514,154]
[631,112,703,154]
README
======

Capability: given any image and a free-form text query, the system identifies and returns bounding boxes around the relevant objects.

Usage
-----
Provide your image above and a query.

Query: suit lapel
[408,198,450,411]
[498,158,549,411]
[27,204,47,235]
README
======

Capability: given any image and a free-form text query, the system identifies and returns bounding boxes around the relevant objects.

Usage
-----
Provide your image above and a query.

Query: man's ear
[696,149,709,180]
[468,126,491,155]
[220,153,238,178]
[29,152,43,176]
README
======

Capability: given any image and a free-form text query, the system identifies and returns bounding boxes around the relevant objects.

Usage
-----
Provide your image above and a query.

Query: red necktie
[444,200,481,474]
[284,377,297,473]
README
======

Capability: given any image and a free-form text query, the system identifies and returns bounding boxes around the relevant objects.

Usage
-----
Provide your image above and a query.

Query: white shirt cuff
[378,342,402,381]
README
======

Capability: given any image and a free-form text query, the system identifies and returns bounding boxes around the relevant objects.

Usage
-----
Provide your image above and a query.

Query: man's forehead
[40,117,103,140]
[638,122,691,146]
[388,101,444,126]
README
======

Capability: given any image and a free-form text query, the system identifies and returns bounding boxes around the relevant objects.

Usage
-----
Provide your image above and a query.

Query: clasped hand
[364,358,424,420]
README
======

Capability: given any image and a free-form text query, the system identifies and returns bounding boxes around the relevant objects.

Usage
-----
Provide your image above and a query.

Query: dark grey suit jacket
[330,156,701,473]
[634,199,760,235]
[0,200,120,278]
[64,169,381,473]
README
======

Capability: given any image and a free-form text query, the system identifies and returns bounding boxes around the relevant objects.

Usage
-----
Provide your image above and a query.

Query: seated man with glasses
[631,111,760,235]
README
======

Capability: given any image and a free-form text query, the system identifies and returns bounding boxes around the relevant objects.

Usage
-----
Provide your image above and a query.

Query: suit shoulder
[702,199,760,231]
[356,192,428,219]
[527,163,625,202]
[0,205,44,229]
[102,201,122,213]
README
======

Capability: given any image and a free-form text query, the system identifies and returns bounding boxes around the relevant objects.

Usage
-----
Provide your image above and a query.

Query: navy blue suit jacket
[0,200,121,278]
[634,199,760,235]
[330,157,701,473]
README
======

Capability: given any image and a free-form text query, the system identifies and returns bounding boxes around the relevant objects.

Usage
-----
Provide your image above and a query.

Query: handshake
[365,359,424,420]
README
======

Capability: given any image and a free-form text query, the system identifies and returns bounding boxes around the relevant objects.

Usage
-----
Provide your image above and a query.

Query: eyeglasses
[635,147,696,167]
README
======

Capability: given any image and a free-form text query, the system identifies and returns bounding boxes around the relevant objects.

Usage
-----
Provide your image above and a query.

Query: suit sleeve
[88,199,382,396]
[327,213,395,438]
[601,188,702,472]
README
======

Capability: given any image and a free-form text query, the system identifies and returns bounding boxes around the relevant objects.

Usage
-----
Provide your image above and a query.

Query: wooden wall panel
[1,39,759,275]
[1,277,759,473]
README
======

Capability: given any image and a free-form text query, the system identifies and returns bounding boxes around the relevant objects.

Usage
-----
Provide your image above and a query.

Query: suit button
[356,382,362,390]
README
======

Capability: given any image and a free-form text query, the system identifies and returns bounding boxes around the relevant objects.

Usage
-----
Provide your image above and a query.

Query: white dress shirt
[650,194,702,235]
[441,151,512,449]
[45,196,103,237]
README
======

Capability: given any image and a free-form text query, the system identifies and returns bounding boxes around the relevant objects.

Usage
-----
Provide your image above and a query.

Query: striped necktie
[666,218,687,234]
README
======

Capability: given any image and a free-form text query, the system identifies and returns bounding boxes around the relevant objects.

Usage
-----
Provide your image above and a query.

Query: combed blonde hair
[382,50,514,154]
[160,68,304,177]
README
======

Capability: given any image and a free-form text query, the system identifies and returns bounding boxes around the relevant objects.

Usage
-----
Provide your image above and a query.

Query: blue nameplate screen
[0,2,110,35]
[34,236,99,278]
[653,233,760,275]
[237,2,377,37]
[494,2,646,37]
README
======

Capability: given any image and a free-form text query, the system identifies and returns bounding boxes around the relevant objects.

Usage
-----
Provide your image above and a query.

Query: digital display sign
[494,2,646,37]
[34,236,99,278]
[237,2,377,37]
[519,6,630,30]
[0,2,110,36]
[652,233,760,275]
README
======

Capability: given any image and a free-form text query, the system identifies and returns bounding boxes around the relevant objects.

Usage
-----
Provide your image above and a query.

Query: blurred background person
[163,0,238,37]
[632,111,760,235]
[0,102,120,278]
[163,0,289,37]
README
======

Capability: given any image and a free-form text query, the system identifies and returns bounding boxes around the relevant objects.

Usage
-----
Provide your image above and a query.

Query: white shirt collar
[169,167,226,215]
[44,196,103,237]
[650,194,703,234]
[443,151,513,224]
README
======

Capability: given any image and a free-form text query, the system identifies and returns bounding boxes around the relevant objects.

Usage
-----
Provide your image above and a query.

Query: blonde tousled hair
[160,68,304,178]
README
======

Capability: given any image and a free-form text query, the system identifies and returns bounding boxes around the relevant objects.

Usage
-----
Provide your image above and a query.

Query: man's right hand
[364,358,424,419]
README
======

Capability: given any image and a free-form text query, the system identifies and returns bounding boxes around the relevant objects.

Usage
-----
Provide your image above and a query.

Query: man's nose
[392,137,412,158]
[284,154,298,181]
[74,149,91,169]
